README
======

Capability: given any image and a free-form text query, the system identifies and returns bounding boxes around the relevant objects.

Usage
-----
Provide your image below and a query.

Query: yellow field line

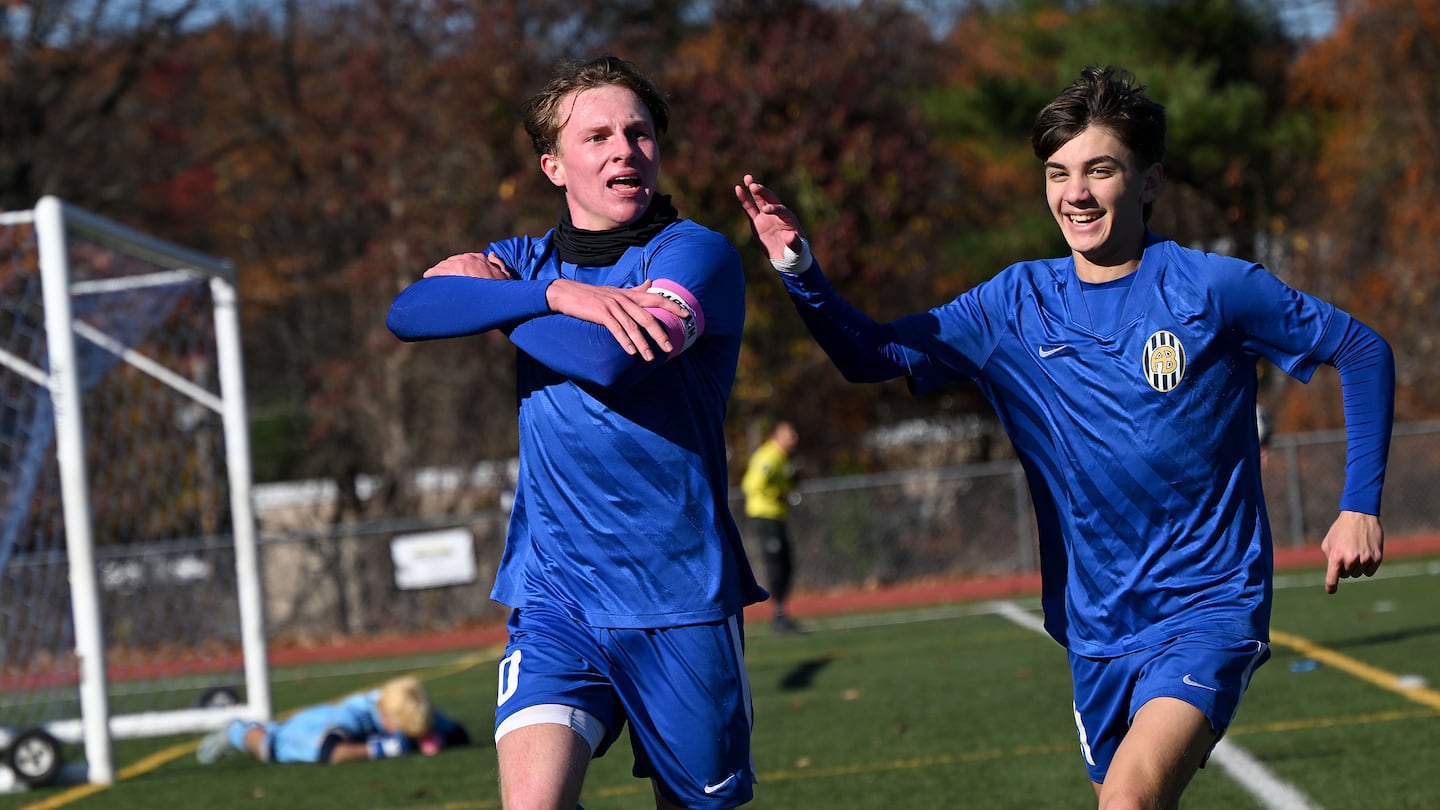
[23,629,1436,809]
[364,704,1440,810]
[15,783,109,810]
[1229,706,1436,737]
[1269,629,1440,710]
[18,648,498,810]
[366,629,1440,810]
[372,742,1080,810]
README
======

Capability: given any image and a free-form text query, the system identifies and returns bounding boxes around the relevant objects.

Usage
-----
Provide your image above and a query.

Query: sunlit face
[775,423,799,453]
[540,84,660,231]
[1043,126,1162,279]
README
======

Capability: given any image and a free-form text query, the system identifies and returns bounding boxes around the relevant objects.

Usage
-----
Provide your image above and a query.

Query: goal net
[0,198,270,787]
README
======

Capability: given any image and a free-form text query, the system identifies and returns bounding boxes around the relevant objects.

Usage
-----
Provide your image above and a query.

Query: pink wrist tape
[645,279,703,357]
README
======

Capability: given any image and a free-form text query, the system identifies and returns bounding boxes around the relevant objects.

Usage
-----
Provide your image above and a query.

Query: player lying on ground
[197,675,469,765]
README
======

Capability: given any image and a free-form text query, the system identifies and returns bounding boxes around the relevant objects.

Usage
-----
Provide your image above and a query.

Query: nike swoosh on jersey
[1182,673,1218,692]
[1037,345,1070,358]
[704,772,739,794]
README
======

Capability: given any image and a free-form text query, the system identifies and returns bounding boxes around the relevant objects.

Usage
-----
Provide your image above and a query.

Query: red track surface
[269,532,1440,667]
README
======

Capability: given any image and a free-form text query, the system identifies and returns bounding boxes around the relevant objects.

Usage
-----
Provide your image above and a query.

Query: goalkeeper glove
[366,733,413,760]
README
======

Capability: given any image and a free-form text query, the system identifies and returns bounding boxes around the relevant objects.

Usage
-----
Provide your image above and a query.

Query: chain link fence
[73,421,1440,646]
[14,415,1428,726]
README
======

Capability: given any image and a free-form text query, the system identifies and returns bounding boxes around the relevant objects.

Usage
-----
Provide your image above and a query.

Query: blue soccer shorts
[1069,632,1271,783]
[493,605,756,808]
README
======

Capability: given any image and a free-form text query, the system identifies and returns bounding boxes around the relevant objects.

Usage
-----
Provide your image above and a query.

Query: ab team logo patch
[1143,330,1186,392]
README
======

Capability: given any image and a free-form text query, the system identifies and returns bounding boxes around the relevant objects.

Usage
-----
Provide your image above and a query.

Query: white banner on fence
[391,528,476,590]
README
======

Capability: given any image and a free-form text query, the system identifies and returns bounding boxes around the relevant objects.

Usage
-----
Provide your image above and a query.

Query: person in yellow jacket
[742,421,802,633]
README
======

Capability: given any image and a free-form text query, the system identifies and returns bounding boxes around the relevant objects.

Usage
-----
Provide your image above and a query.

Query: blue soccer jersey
[781,235,1391,656]
[388,220,764,629]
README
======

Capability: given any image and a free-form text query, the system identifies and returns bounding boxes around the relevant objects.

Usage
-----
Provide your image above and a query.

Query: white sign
[390,528,476,590]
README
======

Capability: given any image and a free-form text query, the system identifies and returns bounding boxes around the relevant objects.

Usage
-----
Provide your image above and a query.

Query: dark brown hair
[1032,66,1166,221]
[1032,65,1166,168]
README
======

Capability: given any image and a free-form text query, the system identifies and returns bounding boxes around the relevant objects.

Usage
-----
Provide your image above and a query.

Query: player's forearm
[781,261,910,384]
[387,276,552,340]
[510,314,660,388]
[511,278,705,387]
[325,741,374,764]
[1331,318,1395,514]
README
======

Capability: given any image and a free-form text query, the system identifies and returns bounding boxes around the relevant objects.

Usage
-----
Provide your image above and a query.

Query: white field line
[1209,739,1324,810]
[990,600,1324,810]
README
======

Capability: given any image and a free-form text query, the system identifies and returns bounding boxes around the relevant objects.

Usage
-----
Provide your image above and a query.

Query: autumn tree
[176,3,530,513]
[181,1,734,507]
[7,0,1431,510]
[0,0,208,216]
[925,0,1304,263]
[648,0,965,472]
[667,0,1309,471]
[1282,0,1440,425]
[907,0,1315,442]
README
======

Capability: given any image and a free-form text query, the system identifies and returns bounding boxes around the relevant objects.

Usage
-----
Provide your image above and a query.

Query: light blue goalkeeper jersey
[255,688,466,762]
[388,220,763,629]
[781,234,1391,657]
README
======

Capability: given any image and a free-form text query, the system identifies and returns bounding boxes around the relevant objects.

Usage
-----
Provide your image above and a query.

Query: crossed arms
[386,250,695,388]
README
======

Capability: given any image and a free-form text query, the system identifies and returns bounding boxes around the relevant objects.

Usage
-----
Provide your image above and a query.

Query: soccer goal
[0,198,270,788]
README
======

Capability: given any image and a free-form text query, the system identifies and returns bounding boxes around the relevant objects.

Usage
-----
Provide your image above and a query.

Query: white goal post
[0,197,271,786]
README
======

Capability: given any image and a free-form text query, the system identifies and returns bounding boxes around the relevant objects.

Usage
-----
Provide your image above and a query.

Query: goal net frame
[0,197,271,785]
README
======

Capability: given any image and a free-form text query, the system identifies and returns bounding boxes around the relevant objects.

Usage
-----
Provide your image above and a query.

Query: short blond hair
[521,55,669,158]
[376,676,433,738]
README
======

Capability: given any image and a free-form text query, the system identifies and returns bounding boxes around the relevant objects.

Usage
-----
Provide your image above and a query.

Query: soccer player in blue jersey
[387,56,764,809]
[736,65,1393,809]
[196,675,469,765]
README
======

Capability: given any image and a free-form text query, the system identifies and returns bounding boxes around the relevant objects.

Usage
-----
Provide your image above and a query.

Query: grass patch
[6,559,1437,809]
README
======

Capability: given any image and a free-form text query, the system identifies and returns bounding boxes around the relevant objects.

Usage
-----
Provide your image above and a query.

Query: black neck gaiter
[552,195,679,267]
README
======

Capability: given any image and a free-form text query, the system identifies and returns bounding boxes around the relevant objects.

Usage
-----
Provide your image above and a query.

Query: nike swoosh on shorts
[704,772,739,794]
[1182,673,1217,692]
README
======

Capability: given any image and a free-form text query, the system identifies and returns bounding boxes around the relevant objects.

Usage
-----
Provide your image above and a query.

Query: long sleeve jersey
[778,234,1393,656]
[388,220,765,628]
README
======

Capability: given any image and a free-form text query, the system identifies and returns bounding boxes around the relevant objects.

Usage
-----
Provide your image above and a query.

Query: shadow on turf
[1323,622,1440,651]
[777,657,836,691]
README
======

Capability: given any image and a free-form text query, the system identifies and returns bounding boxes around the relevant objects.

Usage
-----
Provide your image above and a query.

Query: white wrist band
[770,238,813,275]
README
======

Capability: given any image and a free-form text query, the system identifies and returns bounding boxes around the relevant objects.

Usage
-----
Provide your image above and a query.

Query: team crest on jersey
[1143,330,1186,392]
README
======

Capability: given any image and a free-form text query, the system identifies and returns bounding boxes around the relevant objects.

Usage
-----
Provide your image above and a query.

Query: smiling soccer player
[736,65,1394,809]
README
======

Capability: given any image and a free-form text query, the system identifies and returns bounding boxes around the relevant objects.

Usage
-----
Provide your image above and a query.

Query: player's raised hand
[1320,510,1384,593]
[423,251,513,279]
[735,174,807,262]
[544,279,689,362]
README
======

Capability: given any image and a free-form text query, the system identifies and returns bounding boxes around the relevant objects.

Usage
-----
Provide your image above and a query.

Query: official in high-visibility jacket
[741,421,801,634]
